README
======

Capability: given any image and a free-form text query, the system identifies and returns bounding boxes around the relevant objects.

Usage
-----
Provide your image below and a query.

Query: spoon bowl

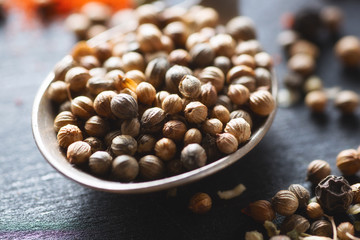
[32,25,277,194]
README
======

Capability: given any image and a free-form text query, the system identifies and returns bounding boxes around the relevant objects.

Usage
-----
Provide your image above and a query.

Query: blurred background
[1,0,360,239]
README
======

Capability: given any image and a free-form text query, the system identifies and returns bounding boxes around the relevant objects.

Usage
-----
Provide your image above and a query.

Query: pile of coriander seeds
[48,3,275,183]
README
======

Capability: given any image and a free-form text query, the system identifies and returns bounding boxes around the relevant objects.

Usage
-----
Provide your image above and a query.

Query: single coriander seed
[162,120,187,142]
[272,190,299,216]
[216,133,238,154]
[280,214,310,235]
[111,135,137,156]
[309,220,332,237]
[184,101,208,124]
[306,202,324,219]
[244,200,275,223]
[211,105,230,125]
[336,148,360,176]
[57,124,83,148]
[184,128,202,146]
[227,84,250,105]
[162,94,183,115]
[47,81,69,103]
[121,118,140,138]
[181,143,207,170]
[337,222,355,240]
[307,159,331,185]
[140,107,167,133]
[111,155,139,182]
[65,66,91,92]
[334,90,359,114]
[84,115,109,137]
[351,183,360,204]
[71,96,95,120]
[84,136,103,153]
[154,138,176,161]
[137,134,157,154]
[178,75,201,99]
[136,82,156,105]
[249,90,275,116]
[188,192,212,214]
[139,155,165,180]
[305,90,328,112]
[88,151,112,176]
[93,90,117,119]
[66,141,92,165]
[202,118,223,136]
[110,93,138,120]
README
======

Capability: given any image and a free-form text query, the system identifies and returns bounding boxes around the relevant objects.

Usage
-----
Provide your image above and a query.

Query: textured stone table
[1,0,360,239]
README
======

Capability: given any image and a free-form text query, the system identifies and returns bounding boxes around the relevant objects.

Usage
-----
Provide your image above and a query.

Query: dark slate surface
[1,0,360,239]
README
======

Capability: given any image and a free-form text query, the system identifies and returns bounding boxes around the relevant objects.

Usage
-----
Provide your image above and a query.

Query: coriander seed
[227,84,250,105]
[162,120,187,142]
[216,133,238,154]
[310,220,332,237]
[111,135,137,156]
[140,107,166,133]
[184,128,202,146]
[110,93,138,120]
[168,49,192,66]
[145,57,169,89]
[136,23,163,53]
[198,66,225,92]
[287,53,315,76]
[255,67,272,89]
[178,75,201,99]
[154,138,176,161]
[66,141,92,165]
[189,43,215,67]
[351,183,360,204]
[181,143,207,170]
[112,155,139,182]
[244,200,275,223]
[86,76,115,96]
[337,222,355,240]
[162,94,183,115]
[232,54,255,69]
[306,202,324,219]
[305,90,327,112]
[88,151,112,176]
[188,192,212,214]
[137,134,156,154]
[104,130,122,147]
[202,118,223,136]
[227,65,255,84]
[199,82,217,107]
[57,124,83,148]
[136,82,156,105]
[307,159,331,185]
[184,101,208,124]
[84,115,109,137]
[125,70,146,83]
[224,118,251,143]
[71,96,95,120]
[249,90,275,116]
[288,184,310,209]
[139,155,165,180]
[47,81,69,103]
[65,66,91,92]
[226,16,256,41]
[280,214,310,235]
[232,76,256,92]
[53,111,77,132]
[211,105,230,125]
[209,33,236,58]
[272,190,299,216]
[336,149,360,176]
[93,90,117,119]
[335,36,360,67]
[121,118,140,137]
[121,52,145,72]
[254,52,273,69]
[334,90,359,114]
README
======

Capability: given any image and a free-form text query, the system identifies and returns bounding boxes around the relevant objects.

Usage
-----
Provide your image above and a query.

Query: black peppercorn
[315,175,353,214]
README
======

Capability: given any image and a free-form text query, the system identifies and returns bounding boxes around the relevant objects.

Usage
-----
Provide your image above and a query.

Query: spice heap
[48,3,275,182]
[277,6,360,114]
